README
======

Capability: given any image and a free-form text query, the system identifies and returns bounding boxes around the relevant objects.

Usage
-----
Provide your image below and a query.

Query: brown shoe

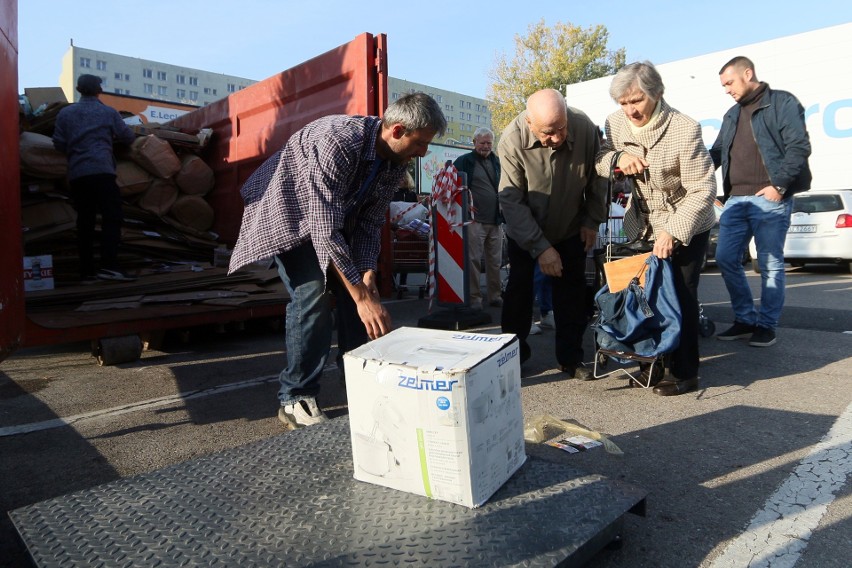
[652,377,698,396]
[631,363,664,388]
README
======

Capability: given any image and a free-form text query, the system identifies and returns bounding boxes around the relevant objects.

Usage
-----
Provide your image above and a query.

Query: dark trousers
[501,235,588,368]
[70,174,124,276]
[668,230,710,381]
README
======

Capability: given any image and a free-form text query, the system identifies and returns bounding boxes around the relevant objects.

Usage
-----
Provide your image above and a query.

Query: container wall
[171,32,386,245]
[0,0,23,361]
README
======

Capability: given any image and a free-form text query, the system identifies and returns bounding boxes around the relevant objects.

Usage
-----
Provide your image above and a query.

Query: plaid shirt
[229,115,406,285]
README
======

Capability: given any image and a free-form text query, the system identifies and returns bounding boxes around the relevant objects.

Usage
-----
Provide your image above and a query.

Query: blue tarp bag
[592,255,681,358]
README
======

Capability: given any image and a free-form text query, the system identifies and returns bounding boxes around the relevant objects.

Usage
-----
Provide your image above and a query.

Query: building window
[459,111,465,120]
[157,71,167,81]
[96,60,106,71]
[392,92,399,100]
[189,77,198,86]
[143,68,152,79]
[176,88,186,98]
[114,72,122,80]
[157,85,167,96]
[124,73,130,81]
[80,57,91,68]
[436,94,442,103]
[203,87,217,95]
[176,74,186,84]
[189,91,198,101]
[227,83,236,93]
[144,83,153,94]
[459,99,464,107]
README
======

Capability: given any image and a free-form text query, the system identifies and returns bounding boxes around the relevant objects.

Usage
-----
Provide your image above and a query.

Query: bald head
[526,89,569,148]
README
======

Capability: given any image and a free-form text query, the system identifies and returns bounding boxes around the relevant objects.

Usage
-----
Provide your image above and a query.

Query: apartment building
[59,42,255,107]
[59,44,491,146]
[388,78,492,147]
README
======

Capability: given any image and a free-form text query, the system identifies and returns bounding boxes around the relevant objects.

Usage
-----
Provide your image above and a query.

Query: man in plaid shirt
[229,93,446,429]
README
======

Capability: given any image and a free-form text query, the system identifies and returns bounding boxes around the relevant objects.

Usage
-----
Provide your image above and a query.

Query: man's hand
[332,267,392,340]
[579,226,598,253]
[756,185,784,202]
[653,229,675,259]
[537,247,563,277]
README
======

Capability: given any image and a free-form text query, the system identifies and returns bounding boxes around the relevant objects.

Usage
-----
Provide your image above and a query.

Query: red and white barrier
[427,164,473,308]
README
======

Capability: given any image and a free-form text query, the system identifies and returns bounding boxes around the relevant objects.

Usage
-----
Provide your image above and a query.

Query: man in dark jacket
[453,128,502,310]
[53,74,136,281]
[710,56,812,348]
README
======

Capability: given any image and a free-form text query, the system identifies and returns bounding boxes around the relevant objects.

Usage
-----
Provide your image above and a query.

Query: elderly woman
[595,61,716,396]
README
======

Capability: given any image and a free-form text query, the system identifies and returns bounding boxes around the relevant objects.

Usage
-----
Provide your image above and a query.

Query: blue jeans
[274,243,368,405]
[533,264,553,314]
[716,195,793,330]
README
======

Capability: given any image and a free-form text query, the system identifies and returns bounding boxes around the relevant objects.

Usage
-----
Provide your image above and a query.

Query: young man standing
[710,56,812,347]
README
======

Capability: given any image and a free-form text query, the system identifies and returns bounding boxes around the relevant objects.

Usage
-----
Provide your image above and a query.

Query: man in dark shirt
[53,74,136,281]
[453,127,502,310]
[710,56,812,348]
[229,93,446,429]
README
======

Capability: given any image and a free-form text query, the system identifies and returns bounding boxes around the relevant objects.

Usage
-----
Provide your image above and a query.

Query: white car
[748,189,852,273]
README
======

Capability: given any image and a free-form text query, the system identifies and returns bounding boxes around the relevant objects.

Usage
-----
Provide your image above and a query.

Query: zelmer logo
[397,375,458,392]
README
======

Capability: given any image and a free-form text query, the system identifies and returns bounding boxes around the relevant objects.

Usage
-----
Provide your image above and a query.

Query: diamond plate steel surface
[10,417,645,567]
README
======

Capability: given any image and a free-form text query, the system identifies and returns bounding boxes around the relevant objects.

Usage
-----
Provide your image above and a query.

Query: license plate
[788,225,817,233]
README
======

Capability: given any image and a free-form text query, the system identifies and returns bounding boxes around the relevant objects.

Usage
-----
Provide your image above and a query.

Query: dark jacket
[454,150,502,224]
[454,150,501,189]
[710,85,812,199]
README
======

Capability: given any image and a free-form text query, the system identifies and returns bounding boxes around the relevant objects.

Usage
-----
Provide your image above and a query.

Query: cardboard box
[23,255,54,292]
[343,327,526,508]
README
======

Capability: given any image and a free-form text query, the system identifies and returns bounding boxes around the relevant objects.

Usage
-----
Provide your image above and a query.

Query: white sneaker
[529,323,542,335]
[278,397,329,429]
[540,312,555,329]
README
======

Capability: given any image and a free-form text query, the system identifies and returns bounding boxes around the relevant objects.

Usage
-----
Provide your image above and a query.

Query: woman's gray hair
[609,61,665,103]
[473,127,493,140]
[384,92,447,136]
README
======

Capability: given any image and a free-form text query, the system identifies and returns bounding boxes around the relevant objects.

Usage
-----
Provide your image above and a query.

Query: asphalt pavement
[0,265,850,567]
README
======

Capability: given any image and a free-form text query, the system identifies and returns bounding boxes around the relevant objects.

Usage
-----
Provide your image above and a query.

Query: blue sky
[16,0,852,100]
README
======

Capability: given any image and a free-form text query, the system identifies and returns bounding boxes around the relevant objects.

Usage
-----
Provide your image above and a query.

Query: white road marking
[708,401,852,567]
[0,374,280,437]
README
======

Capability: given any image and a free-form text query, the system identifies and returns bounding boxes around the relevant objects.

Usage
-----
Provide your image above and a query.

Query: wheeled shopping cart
[589,168,714,388]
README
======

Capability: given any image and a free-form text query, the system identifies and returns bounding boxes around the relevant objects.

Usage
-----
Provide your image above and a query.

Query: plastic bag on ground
[524,413,623,455]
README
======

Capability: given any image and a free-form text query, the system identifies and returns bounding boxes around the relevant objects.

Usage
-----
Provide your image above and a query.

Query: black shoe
[652,377,698,396]
[561,364,594,381]
[748,326,777,347]
[716,321,756,341]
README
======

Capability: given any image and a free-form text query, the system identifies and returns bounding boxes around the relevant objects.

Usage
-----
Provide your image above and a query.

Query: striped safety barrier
[426,164,474,310]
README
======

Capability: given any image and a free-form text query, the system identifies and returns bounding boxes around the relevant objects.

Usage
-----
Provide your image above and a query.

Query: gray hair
[383,92,447,136]
[473,127,493,140]
[609,61,665,103]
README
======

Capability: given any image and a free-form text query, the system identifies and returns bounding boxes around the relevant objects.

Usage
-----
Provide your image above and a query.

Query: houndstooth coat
[596,100,716,245]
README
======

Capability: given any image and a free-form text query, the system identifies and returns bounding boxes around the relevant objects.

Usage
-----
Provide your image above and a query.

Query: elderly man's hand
[580,227,598,252]
[538,247,563,277]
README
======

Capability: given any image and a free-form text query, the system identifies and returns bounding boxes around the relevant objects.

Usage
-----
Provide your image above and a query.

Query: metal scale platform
[10,417,646,567]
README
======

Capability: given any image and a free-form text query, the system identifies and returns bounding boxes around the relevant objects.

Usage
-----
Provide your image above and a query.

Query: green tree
[488,20,626,133]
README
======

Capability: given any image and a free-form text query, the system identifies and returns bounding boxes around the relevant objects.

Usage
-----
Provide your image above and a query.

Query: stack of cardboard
[17,91,283,312]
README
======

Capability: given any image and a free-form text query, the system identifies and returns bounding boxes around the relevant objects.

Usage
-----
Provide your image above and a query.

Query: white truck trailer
[566,22,852,192]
